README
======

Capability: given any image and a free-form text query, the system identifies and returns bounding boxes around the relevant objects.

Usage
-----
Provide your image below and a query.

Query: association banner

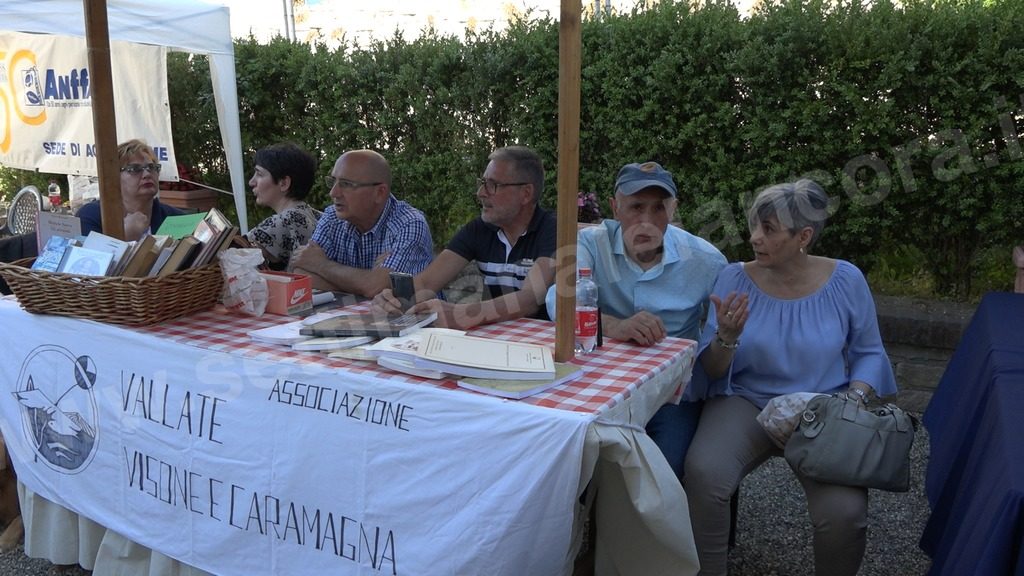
[0,31,176,176]
[0,301,589,575]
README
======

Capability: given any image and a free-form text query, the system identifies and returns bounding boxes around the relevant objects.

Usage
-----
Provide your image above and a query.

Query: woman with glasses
[77,139,184,241]
[243,142,321,271]
[684,179,897,576]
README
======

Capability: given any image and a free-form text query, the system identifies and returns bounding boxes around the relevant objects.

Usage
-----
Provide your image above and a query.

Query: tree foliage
[7,0,1020,299]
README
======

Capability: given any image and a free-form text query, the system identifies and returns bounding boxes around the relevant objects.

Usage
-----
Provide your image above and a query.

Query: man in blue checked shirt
[291,150,433,297]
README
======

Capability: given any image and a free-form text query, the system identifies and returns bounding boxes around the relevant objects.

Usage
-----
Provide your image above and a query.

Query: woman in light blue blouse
[683,179,897,576]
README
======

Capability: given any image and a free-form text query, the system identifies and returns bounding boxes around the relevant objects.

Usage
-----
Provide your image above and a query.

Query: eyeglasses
[324,176,383,190]
[476,178,529,195]
[120,163,162,175]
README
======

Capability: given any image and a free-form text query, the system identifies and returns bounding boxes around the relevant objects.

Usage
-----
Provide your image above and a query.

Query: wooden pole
[83,0,125,240]
[554,0,582,363]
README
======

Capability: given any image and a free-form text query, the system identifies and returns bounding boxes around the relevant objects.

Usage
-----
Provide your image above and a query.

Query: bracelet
[715,332,739,349]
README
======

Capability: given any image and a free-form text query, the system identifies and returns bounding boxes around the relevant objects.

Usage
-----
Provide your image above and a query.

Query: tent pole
[555,0,582,363]
[83,0,125,240]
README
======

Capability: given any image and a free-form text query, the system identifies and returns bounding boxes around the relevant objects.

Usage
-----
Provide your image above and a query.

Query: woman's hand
[711,291,749,345]
[123,211,150,241]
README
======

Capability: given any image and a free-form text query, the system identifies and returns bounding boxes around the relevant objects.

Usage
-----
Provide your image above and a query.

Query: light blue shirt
[545,220,727,340]
[689,260,898,407]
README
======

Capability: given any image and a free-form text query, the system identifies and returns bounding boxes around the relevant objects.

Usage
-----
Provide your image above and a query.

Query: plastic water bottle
[575,267,599,354]
[47,179,61,212]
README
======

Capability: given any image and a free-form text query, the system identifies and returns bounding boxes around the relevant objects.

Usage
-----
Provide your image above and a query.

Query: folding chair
[0,186,43,236]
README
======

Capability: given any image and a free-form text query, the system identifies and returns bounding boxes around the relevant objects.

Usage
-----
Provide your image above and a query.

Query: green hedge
[6,0,1021,299]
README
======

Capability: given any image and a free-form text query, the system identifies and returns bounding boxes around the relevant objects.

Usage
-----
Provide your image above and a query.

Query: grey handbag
[784,393,917,492]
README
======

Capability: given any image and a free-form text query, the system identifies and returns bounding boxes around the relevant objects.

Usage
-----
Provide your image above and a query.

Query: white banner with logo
[0,301,589,575]
[0,31,176,176]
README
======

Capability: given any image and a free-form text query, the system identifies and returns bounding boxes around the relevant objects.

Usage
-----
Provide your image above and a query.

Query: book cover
[155,212,207,239]
[248,318,311,345]
[58,245,115,277]
[412,332,556,380]
[326,347,376,362]
[81,231,132,275]
[299,312,437,339]
[190,210,235,267]
[377,356,448,379]
[35,211,82,252]
[120,234,158,277]
[364,328,467,361]
[31,236,74,272]
[148,245,175,276]
[157,236,202,276]
[457,363,584,399]
[292,336,374,351]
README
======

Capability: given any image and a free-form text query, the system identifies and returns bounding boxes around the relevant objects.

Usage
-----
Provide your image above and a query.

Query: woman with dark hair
[684,179,898,576]
[244,142,321,271]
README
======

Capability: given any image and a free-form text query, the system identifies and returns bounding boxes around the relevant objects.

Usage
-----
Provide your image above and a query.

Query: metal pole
[282,0,292,40]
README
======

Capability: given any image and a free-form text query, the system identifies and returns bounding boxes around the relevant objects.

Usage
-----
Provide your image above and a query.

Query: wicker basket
[0,259,223,326]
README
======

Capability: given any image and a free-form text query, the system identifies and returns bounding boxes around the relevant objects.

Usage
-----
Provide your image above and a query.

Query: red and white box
[260,271,312,315]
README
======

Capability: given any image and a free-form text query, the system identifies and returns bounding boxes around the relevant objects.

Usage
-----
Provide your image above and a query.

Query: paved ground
[728,418,931,575]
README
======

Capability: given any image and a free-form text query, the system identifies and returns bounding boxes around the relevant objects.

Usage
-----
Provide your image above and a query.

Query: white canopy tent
[0,0,249,232]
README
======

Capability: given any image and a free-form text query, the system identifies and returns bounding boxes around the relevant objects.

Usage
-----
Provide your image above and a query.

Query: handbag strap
[879,404,914,432]
[840,394,860,421]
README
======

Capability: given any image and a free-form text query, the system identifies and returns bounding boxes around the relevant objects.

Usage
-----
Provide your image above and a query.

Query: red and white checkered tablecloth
[138,306,696,415]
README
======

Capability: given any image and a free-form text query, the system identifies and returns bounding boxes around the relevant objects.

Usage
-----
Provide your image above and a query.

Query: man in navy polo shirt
[373,146,556,330]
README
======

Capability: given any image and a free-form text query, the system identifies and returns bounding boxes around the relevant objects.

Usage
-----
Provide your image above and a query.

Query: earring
[800,246,806,254]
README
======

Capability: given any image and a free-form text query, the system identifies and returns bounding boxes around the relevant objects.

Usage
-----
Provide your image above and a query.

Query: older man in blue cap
[547,161,726,479]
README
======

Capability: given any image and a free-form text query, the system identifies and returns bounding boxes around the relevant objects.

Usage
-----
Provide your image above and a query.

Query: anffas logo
[41,66,91,104]
[12,346,100,474]
[21,65,42,106]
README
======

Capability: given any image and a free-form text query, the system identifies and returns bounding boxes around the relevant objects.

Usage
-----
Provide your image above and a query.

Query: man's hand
[605,311,666,346]
[409,299,484,331]
[372,289,404,315]
[290,241,327,275]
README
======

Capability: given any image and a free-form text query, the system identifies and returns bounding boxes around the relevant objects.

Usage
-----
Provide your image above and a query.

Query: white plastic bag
[219,248,269,316]
[756,392,827,449]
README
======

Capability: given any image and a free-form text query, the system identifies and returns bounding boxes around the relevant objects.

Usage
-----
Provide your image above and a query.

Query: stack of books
[366,330,583,398]
[30,208,238,277]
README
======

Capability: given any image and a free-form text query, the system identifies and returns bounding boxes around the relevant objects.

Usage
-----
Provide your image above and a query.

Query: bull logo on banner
[12,345,100,474]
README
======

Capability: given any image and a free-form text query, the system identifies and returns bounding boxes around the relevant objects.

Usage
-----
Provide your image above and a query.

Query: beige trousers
[684,395,868,576]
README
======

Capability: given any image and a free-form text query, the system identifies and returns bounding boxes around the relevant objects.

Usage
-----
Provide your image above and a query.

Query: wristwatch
[848,387,869,403]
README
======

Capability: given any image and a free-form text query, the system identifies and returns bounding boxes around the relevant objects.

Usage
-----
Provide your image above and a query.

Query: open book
[457,362,583,399]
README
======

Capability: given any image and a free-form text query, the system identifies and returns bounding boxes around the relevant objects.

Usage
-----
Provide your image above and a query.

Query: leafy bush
[7,0,1022,300]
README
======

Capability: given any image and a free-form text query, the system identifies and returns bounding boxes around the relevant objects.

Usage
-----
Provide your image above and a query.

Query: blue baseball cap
[615,162,678,198]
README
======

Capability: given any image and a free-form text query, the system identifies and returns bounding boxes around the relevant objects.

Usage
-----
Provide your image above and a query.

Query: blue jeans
[645,400,703,480]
